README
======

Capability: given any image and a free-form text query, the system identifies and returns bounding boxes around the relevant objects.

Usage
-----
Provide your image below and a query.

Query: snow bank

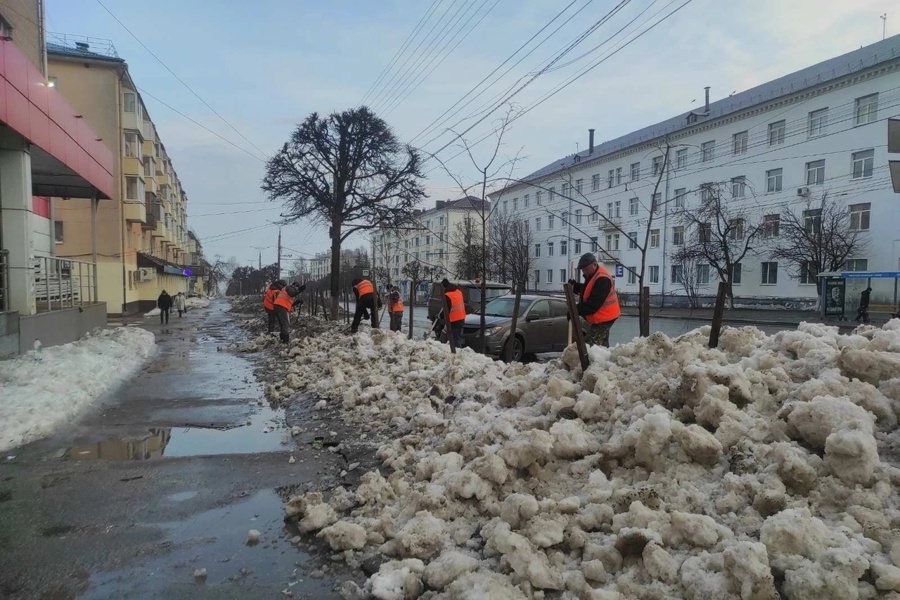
[278,322,900,599]
[185,297,210,309]
[0,327,156,452]
[143,307,160,317]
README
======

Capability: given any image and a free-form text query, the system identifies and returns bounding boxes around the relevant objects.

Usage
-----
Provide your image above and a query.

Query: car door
[523,300,553,352]
[549,299,571,350]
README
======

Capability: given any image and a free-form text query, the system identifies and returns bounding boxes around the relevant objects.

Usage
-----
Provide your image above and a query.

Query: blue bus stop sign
[615,264,624,277]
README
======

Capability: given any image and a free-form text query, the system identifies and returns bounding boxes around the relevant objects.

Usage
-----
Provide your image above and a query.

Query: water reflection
[64,428,171,461]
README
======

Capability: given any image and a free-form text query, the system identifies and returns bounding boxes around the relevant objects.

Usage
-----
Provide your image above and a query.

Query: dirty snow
[185,297,210,309]
[272,319,900,599]
[0,326,156,452]
[143,307,161,317]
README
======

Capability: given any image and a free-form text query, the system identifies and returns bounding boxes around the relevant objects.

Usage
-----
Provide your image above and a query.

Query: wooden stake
[709,281,727,348]
[563,283,589,370]
[640,286,650,337]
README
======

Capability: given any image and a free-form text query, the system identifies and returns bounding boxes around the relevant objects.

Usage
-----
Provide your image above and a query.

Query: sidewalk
[619,305,865,327]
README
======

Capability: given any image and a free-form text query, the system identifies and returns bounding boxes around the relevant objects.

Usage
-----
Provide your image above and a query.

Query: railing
[33,256,99,313]
[0,250,9,312]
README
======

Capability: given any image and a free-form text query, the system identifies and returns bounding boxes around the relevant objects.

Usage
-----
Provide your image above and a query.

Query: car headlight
[487,326,506,336]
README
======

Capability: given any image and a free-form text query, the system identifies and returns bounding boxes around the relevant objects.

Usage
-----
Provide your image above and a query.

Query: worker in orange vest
[350,277,378,333]
[387,286,404,332]
[273,281,306,343]
[441,278,466,348]
[263,279,286,334]
[569,253,620,347]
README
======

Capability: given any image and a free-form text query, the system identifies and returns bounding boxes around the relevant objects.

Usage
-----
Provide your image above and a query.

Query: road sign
[615,264,624,277]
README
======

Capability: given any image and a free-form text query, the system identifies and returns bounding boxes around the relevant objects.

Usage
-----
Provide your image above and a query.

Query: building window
[628,232,638,250]
[761,262,778,284]
[852,149,874,179]
[513,197,518,210]
[676,148,687,170]
[671,265,683,284]
[650,229,660,248]
[549,186,556,200]
[125,177,138,200]
[614,167,621,185]
[561,212,568,226]
[548,215,555,229]
[574,239,582,253]
[614,201,621,217]
[607,202,614,218]
[649,266,660,284]
[124,92,136,113]
[733,131,748,155]
[592,174,600,192]
[503,200,508,213]
[849,203,870,230]
[560,241,567,256]
[697,264,711,285]
[701,140,715,162]
[560,269,566,283]
[672,225,684,246]
[806,159,825,185]
[534,270,540,284]
[547,242,554,256]
[766,168,783,193]
[534,243,541,257]
[630,162,640,181]
[124,131,140,158]
[803,208,822,233]
[732,263,742,285]
[808,108,828,137]
[768,120,785,146]
[53,220,64,243]
[561,183,569,198]
[729,218,745,240]
[143,157,153,177]
[855,93,878,125]
[547,269,553,283]
[536,217,541,231]
[590,205,598,223]
[699,223,712,243]
[674,188,686,208]
[575,209,582,225]
[800,261,818,284]
[575,179,583,194]
[523,194,529,208]
[651,193,661,213]
[845,258,868,272]
[700,183,713,203]
[731,176,746,198]
[536,191,543,205]
[763,214,780,237]
[590,237,599,252]
[627,268,637,285]
[652,155,664,176]
[606,234,620,250]
[629,197,638,216]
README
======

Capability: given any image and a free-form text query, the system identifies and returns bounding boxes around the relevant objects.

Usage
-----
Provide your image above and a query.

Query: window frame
[849,202,870,231]
[852,149,874,179]
[701,140,715,162]
[766,168,783,193]
[732,131,748,155]
[768,120,786,146]
[672,225,684,246]
[855,93,878,126]
[761,261,778,285]
[808,108,828,137]
[806,159,825,185]
[648,265,660,284]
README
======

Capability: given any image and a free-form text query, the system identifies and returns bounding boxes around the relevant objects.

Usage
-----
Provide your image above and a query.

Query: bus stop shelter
[817,271,900,321]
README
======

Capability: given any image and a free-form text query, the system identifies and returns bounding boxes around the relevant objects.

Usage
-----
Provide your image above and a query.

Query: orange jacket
[354,279,374,297]
[445,288,465,323]
[389,292,404,313]
[274,287,294,310]
[263,287,278,311]
[580,266,620,324]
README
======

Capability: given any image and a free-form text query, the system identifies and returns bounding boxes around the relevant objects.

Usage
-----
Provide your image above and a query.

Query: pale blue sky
[47,0,896,270]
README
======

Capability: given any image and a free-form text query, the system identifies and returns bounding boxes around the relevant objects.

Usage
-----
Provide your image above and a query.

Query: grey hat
[577,253,597,269]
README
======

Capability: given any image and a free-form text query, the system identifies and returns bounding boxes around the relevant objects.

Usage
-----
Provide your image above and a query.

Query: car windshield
[469,286,509,303]
[483,297,529,318]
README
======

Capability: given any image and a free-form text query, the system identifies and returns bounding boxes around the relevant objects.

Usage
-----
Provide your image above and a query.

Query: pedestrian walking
[273,282,306,343]
[855,287,872,323]
[174,292,186,317]
[441,279,466,348]
[568,253,620,347]
[263,279,286,334]
[388,286,404,332]
[157,290,172,325]
[350,277,378,333]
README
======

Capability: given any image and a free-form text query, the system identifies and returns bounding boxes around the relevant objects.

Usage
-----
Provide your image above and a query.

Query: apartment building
[47,36,194,314]
[0,1,114,356]
[492,34,900,304]
[371,196,489,296]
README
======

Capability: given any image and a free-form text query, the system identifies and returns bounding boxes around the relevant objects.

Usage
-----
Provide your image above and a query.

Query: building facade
[492,35,900,305]
[371,196,489,296]
[47,37,194,314]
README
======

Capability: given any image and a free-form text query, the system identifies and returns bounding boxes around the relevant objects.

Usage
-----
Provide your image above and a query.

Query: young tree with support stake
[262,107,426,321]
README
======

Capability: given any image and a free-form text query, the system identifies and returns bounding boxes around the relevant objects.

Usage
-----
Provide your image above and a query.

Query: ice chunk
[394,511,446,560]
[422,549,478,590]
[318,521,367,551]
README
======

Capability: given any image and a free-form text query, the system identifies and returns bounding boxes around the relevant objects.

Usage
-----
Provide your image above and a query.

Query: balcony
[122,156,143,176]
[601,216,623,231]
[152,219,167,239]
[123,201,146,224]
[600,249,621,262]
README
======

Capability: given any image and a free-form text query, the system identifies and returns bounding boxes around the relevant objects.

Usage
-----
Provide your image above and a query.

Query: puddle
[83,490,338,599]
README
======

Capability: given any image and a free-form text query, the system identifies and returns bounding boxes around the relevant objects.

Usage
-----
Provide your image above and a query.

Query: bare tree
[401,259,442,339]
[452,214,486,279]
[490,211,534,288]
[771,192,868,296]
[670,246,702,308]
[674,182,763,308]
[262,107,426,320]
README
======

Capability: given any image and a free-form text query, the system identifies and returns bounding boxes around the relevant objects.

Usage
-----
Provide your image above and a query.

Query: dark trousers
[351,294,377,333]
[266,308,277,333]
[159,308,169,324]
[274,306,291,342]
[178,309,184,317]
[389,312,402,332]
[449,322,463,347]
[585,319,616,347]
[855,306,869,323]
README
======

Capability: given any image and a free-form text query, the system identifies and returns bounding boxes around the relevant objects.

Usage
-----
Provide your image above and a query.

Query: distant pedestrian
[388,286,404,332]
[855,287,872,323]
[350,277,378,333]
[441,279,466,348]
[569,252,620,347]
[174,292,186,317]
[273,282,306,343]
[263,280,286,334]
[157,290,172,325]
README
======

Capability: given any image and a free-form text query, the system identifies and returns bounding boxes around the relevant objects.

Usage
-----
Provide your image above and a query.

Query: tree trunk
[480,216,488,355]
[329,228,341,321]
[640,286,650,337]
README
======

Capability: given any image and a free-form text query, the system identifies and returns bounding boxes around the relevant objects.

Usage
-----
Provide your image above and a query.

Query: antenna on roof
[881,13,887,40]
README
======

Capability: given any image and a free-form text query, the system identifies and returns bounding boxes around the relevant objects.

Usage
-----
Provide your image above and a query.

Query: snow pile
[281,322,900,599]
[0,326,156,451]
[143,307,161,317]
[185,297,210,309]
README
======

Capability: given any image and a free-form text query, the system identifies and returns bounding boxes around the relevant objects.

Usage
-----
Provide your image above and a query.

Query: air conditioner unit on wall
[137,268,156,282]
[797,187,809,197]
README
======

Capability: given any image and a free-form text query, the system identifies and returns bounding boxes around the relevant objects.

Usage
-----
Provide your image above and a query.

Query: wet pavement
[0,300,353,599]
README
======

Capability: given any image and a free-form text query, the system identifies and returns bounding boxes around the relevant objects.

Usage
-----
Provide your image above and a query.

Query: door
[549,299,571,350]
[524,300,553,352]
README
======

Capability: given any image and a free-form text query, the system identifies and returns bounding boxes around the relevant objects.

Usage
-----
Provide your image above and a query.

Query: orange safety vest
[263,287,278,311]
[274,287,294,310]
[580,265,620,324]
[389,293,404,313]
[445,288,466,323]
[354,279,374,297]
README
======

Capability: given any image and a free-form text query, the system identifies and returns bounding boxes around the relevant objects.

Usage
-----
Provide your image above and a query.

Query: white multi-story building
[491,35,900,304]
[371,196,489,295]
[308,251,332,281]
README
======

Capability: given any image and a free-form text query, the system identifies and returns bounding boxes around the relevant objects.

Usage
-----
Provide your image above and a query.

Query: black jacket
[157,293,172,310]
[575,271,611,318]
[860,289,871,308]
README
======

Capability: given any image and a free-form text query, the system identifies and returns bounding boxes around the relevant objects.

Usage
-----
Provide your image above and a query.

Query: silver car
[460,295,571,361]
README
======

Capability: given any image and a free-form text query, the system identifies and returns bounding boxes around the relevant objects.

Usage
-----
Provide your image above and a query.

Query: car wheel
[504,336,525,362]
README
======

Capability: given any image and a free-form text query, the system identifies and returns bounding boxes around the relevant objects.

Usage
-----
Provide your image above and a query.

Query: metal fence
[33,255,99,313]
[0,250,8,312]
